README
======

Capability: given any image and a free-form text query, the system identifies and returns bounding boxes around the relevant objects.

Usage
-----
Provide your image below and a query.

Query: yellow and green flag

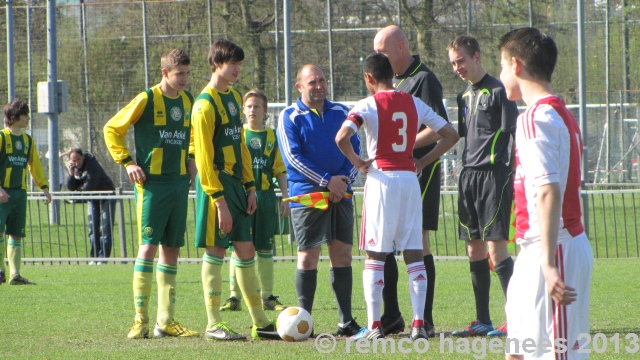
[282,192,353,210]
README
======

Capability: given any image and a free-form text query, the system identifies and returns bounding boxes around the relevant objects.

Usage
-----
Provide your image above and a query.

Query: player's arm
[187,101,197,186]
[273,146,290,217]
[240,130,257,215]
[339,123,361,184]
[526,111,576,305]
[335,117,372,174]
[413,74,448,148]
[500,87,519,171]
[537,182,576,306]
[192,98,233,232]
[104,93,147,184]
[456,91,467,138]
[192,99,225,200]
[415,124,459,171]
[27,142,51,205]
[0,136,7,203]
[413,96,458,170]
[276,110,337,188]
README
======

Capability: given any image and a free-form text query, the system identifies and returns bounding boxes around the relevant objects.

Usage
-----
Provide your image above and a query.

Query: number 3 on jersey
[392,111,407,152]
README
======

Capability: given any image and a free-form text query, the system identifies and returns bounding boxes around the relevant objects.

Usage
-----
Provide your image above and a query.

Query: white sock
[363,260,385,330]
[407,261,427,326]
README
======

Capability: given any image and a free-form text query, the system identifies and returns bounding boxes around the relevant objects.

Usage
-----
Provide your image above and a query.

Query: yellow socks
[202,253,223,328]
[133,258,154,324]
[256,251,274,301]
[156,263,177,326]
[235,257,269,327]
[229,255,241,299]
[7,238,21,278]
[0,234,5,274]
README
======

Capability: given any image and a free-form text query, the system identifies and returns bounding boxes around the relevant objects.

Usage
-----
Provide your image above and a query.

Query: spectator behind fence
[65,148,116,265]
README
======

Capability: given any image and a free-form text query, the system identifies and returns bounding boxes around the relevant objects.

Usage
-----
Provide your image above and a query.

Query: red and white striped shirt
[343,90,447,172]
[514,95,584,242]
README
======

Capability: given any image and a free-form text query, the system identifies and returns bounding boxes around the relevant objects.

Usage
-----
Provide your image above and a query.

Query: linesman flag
[282,192,353,210]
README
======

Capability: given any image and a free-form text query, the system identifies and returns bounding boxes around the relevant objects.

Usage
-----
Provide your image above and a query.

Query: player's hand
[187,160,197,186]
[215,198,233,234]
[279,200,290,218]
[42,189,52,205]
[125,164,146,185]
[67,161,75,175]
[246,189,257,215]
[354,158,374,174]
[327,175,348,201]
[413,157,432,172]
[0,188,10,203]
[541,264,577,305]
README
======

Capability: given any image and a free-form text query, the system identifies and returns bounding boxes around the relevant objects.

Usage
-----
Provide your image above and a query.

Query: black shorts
[458,165,513,241]
[290,200,354,251]
[418,159,442,231]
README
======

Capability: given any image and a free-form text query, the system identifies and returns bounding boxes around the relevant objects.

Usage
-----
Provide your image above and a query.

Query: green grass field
[1,258,638,359]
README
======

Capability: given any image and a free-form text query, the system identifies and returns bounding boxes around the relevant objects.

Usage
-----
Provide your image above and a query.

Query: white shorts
[359,170,422,253]
[505,231,593,359]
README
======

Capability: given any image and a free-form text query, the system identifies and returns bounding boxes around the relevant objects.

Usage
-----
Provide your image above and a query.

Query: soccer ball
[276,306,313,341]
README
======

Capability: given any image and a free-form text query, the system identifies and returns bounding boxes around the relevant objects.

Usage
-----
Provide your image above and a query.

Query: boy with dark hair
[498,27,593,359]
[373,25,449,337]
[0,100,51,285]
[220,89,289,313]
[192,39,279,341]
[447,34,519,337]
[336,53,458,340]
[104,49,198,339]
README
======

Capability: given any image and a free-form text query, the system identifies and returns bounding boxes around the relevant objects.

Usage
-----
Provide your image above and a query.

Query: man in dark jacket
[66,148,116,264]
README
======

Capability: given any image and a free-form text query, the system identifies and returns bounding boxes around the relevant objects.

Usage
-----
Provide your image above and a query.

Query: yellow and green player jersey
[103,85,195,177]
[192,85,254,201]
[0,129,48,190]
[243,126,285,191]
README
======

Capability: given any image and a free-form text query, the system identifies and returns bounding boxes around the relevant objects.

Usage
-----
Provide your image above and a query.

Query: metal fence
[3,0,640,191]
[17,185,640,263]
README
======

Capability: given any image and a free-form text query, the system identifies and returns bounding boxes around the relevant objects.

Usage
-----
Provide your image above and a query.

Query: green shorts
[195,171,252,248]
[134,176,189,247]
[252,189,278,251]
[0,188,27,237]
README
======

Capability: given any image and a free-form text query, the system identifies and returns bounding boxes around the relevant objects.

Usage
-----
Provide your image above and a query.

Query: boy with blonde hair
[220,89,289,313]
[104,49,198,339]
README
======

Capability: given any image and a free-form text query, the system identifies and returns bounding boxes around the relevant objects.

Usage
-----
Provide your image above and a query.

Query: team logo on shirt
[184,109,191,122]
[170,107,182,121]
[227,102,238,117]
[15,141,22,151]
[144,227,153,237]
[266,141,274,151]
[250,138,262,149]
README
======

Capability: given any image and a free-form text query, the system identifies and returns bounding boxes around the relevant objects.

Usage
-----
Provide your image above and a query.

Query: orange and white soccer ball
[276,306,313,341]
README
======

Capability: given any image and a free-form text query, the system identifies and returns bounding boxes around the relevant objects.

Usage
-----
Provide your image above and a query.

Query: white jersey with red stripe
[513,95,584,243]
[343,90,447,173]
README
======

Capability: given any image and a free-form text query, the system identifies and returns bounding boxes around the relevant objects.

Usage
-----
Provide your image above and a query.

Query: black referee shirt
[394,55,449,159]
[456,74,519,168]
